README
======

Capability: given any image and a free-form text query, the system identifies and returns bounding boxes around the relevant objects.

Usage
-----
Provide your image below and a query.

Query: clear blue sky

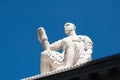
[0,0,120,79]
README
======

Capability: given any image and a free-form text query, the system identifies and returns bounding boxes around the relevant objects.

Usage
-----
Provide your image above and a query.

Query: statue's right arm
[50,39,62,51]
[37,27,50,50]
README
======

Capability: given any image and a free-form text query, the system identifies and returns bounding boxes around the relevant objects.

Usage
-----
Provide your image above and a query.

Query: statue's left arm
[75,36,93,65]
[84,36,93,55]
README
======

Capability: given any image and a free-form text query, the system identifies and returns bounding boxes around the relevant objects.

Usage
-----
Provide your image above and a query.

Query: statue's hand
[38,27,48,43]
[42,50,51,56]
[78,50,85,57]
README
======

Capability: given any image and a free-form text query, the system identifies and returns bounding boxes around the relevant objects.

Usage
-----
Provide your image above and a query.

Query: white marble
[38,22,93,74]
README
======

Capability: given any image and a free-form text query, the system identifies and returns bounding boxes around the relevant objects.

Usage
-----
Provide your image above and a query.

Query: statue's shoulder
[62,36,70,40]
[77,35,89,39]
[77,35,93,43]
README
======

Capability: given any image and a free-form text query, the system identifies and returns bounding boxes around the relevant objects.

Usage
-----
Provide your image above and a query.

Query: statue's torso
[62,35,86,51]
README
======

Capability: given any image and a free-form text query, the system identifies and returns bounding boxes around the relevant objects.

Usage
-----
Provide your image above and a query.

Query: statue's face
[64,27,71,35]
[64,23,75,35]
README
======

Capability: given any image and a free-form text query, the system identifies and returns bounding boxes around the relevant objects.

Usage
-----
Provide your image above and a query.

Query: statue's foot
[56,66,69,70]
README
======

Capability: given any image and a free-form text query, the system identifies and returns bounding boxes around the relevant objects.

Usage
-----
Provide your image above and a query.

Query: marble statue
[38,22,93,74]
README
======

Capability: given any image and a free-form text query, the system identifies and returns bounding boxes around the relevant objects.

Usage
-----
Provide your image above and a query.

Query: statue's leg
[40,54,51,74]
[40,51,64,73]
[64,40,75,67]
[56,40,74,70]
[75,55,92,66]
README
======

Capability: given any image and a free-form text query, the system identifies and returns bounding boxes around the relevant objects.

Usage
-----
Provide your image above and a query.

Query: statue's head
[64,22,76,35]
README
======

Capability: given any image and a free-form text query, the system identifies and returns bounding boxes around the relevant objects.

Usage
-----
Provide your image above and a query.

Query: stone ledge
[22,53,120,80]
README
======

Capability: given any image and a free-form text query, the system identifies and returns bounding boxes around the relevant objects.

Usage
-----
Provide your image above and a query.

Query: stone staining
[38,22,93,74]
